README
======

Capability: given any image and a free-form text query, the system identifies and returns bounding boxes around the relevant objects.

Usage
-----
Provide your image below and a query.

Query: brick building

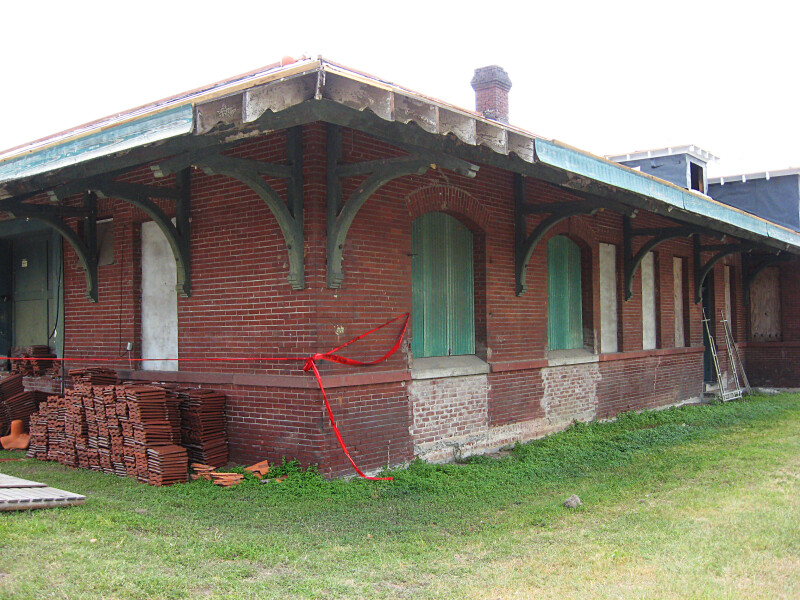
[1,58,798,476]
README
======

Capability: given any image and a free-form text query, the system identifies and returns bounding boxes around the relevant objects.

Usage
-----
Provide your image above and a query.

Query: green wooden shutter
[548,236,583,350]
[448,214,474,355]
[412,213,474,357]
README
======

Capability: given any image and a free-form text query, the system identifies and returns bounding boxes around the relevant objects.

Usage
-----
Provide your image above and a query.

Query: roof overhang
[2,57,799,254]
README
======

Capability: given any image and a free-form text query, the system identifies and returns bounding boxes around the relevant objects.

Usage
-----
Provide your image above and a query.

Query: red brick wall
[596,349,704,417]
[12,121,787,477]
[741,343,800,387]
[488,369,545,426]
[318,381,413,476]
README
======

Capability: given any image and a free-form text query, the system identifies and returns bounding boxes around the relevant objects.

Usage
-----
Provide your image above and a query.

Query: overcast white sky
[2,0,797,177]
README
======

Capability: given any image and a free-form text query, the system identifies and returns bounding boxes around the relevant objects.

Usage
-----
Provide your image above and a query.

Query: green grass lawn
[2,393,799,599]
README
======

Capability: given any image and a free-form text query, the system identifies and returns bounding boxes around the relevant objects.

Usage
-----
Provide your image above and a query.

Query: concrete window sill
[546,348,598,367]
[411,355,490,380]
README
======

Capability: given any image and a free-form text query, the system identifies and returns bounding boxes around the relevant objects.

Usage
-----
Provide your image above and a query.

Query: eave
[2,57,799,255]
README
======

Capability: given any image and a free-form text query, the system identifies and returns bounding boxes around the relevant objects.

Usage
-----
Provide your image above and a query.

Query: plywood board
[641,252,657,350]
[599,243,618,353]
[750,267,781,342]
[141,220,179,371]
[673,257,685,347]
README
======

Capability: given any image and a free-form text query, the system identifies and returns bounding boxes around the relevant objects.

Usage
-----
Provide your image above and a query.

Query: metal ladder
[703,307,732,400]
[704,308,749,401]
[721,310,751,397]
[703,309,742,402]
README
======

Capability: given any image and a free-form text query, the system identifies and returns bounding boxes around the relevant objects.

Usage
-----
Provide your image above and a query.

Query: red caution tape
[1,312,410,481]
[302,313,409,481]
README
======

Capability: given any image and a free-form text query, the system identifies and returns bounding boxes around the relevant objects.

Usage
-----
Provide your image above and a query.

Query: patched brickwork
[488,370,545,426]
[408,375,489,460]
[541,362,602,425]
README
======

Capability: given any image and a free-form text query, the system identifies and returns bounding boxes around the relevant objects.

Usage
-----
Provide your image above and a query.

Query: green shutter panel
[548,236,583,350]
[566,239,583,349]
[411,212,474,357]
[447,215,475,355]
[548,236,567,350]
[411,218,425,357]
[424,214,449,357]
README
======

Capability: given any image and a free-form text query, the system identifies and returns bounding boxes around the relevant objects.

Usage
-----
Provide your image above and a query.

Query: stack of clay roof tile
[178,388,228,467]
[122,385,184,484]
[26,395,55,459]
[0,394,9,436]
[68,367,119,386]
[0,373,38,434]
[25,372,228,486]
[10,345,59,377]
[146,445,190,486]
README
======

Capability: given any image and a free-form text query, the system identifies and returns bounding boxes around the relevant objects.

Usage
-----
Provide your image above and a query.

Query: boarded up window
[548,236,583,350]
[641,252,657,350]
[723,264,735,333]
[141,221,178,371]
[750,267,781,342]
[599,243,618,353]
[97,219,115,266]
[673,257,688,347]
[411,212,474,358]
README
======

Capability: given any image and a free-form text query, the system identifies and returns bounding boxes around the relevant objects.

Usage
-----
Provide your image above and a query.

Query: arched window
[411,212,474,357]
[548,235,584,350]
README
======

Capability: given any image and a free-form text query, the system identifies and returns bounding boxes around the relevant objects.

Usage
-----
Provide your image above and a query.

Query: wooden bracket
[152,128,305,289]
[622,218,722,301]
[694,236,758,303]
[89,173,193,297]
[514,174,625,296]
[0,193,99,301]
[325,123,478,288]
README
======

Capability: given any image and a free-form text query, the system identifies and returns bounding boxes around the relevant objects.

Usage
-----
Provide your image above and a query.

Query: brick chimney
[471,65,512,123]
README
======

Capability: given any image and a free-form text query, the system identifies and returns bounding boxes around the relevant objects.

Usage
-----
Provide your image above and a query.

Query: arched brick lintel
[405,186,491,232]
[544,213,597,250]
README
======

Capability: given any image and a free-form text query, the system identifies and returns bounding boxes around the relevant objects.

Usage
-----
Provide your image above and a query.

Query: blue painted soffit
[534,138,800,250]
[0,104,194,186]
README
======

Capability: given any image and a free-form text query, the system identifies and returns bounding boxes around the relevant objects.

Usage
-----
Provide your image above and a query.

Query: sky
[2,0,797,178]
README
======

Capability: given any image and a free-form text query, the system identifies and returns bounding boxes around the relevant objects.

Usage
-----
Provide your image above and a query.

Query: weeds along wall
[30,121,763,476]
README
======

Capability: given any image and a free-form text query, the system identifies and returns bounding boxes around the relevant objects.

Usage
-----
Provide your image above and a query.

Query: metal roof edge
[0,104,195,186]
[0,58,322,165]
[536,138,800,251]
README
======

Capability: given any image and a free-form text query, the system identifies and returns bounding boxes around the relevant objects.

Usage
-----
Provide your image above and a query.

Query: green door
[411,212,474,357]
[12,237,51,347]
[548,236,583,350]
[0,239,11,359]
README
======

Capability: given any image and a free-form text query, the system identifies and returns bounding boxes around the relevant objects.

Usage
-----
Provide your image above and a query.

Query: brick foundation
[409,375,489,462]
[742,343,800,387]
